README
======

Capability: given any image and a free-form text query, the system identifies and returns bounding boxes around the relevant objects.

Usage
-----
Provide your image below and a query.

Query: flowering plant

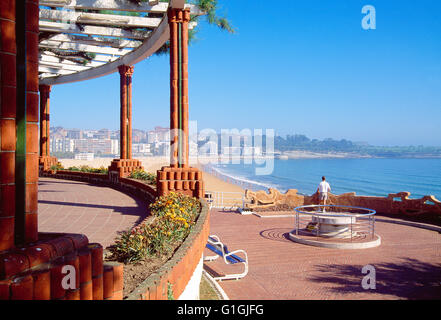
[110,192,201,263]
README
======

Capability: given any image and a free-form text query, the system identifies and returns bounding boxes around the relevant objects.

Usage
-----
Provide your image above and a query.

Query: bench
[204,235,248,281]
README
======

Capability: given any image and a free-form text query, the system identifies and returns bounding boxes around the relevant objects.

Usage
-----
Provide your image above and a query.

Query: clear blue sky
[50,0,441,146]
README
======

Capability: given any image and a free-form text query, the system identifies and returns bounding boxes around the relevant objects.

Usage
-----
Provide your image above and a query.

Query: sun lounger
[204,235,248,281]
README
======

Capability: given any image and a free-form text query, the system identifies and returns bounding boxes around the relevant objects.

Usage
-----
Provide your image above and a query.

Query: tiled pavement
[205,209,441,300]
[37,178,441,299]
[38,177,149,248]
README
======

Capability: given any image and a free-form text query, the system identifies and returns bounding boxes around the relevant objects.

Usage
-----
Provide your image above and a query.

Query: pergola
[36,0,205,196]
[0,0,205,269]
[38,0,203,84]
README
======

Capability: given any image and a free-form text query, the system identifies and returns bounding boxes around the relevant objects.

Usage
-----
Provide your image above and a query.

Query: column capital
[168,7,191,23]
[118,65,134,77]
[39,84,51,94]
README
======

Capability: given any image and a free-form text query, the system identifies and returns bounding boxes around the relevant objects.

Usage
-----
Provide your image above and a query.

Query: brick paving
[38,177,149,248]
[205,209,441,300]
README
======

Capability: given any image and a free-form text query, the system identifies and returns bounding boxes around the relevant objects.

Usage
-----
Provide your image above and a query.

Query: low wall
[40,170,209,300]
[125,201,210,300]
[245,188,441,217]
[41,170,157,203]
[0,233,123,300]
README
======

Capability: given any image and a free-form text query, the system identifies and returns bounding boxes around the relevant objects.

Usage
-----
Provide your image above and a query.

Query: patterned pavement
[205,209,441,300]
[38,177,149,248]
[37,178,441,299]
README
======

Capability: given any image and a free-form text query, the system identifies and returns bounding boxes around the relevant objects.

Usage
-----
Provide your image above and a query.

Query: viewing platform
[204,208,441,300]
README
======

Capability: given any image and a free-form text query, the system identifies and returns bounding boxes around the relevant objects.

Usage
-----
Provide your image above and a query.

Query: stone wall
[245,188,441,217]
[0,233,123,300]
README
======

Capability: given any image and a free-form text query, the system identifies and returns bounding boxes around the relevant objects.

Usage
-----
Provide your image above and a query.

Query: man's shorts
[319,192,328,200]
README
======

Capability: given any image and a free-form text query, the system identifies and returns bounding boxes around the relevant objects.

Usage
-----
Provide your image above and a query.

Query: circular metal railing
[293,205,377,241]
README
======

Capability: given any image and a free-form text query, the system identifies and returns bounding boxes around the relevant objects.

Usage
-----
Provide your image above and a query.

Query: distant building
[74,139,118,155]
[66,129,82,139]
[50,138,75,153]
[75,153,94,160]
[148,126,170,144]
[132,143,152,155]
[93,129,111,140]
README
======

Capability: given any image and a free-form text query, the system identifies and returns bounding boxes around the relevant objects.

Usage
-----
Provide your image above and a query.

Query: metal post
[350,217,353,242]
[316,215,319,239]
[296,212,299,235]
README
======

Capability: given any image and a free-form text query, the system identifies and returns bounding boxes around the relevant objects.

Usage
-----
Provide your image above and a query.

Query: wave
[201,159,441,200]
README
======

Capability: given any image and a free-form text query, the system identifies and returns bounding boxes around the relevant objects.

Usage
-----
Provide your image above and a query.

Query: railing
[293,205,376,241]
[204,191,250,211]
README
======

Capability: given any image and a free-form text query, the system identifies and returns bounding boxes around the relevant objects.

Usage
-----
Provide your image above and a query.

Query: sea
[206,158,441,201]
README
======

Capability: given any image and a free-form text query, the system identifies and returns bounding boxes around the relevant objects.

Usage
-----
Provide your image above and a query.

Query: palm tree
[154,0,236,55]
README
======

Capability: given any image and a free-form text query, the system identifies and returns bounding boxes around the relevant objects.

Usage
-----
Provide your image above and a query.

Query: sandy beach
[58,156,245,194]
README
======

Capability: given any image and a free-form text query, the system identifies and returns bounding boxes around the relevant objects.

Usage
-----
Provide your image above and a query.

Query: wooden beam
[40,9,169,85]
[40,8,162,28]
[39,20,150,39]
[39,40,132,55]
[46,33,142,48]
[40,52,110,66]
[38,65,76,75]
[40,0,168,13]
[39,0,204,15]
[39,60,91,71]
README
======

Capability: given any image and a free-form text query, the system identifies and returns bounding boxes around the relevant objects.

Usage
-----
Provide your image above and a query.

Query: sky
[49,0,441,146]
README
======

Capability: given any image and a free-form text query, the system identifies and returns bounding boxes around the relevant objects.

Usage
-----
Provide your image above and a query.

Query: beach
[58,156,245,194]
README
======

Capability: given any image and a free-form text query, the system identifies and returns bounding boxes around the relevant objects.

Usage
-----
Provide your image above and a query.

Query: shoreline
[57,157,246,194]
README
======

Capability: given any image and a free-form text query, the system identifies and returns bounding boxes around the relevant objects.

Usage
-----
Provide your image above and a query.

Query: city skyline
[49,0,441,146]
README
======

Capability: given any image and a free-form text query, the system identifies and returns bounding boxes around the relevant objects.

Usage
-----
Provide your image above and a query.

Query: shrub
[129,169,156,185]
[109,192,201,264]
[50,162,64,171]
[65,165,108,174]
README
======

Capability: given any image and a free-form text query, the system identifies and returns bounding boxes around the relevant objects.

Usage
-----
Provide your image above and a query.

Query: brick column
[108,66,143,180]
[21,0,40,244]
[168,8,190,168]
[118,65,134,160]
[39,85,51,157]
[0,0,39,248]
[0,0,17,251]
[38,84,57,172]
[0,2,124,300]
[156,8,204,199]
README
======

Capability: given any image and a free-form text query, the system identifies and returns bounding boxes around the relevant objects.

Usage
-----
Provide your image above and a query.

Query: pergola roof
[38,0,204,85]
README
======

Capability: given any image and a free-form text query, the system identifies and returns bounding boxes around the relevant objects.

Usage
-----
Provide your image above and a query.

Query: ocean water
[209,158,441,200]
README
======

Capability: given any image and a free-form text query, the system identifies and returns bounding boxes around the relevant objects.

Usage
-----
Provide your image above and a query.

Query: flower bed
[40,169,210,299]
[109,192,201,263]
[128,169,156,186]
[106,192,209,299]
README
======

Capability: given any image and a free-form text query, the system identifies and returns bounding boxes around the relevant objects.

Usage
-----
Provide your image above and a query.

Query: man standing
[317,176,331,210]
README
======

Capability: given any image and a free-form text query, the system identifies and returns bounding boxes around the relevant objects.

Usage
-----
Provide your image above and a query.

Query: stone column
[0,0,40,247]
[0,0,18,251]
[118,65,134,160]
[24,0,40,244]
[156,8,204,199]
[168,8,191,168]
[38,84,57,172]
[39,85,51,157]
[108,65,142,179]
